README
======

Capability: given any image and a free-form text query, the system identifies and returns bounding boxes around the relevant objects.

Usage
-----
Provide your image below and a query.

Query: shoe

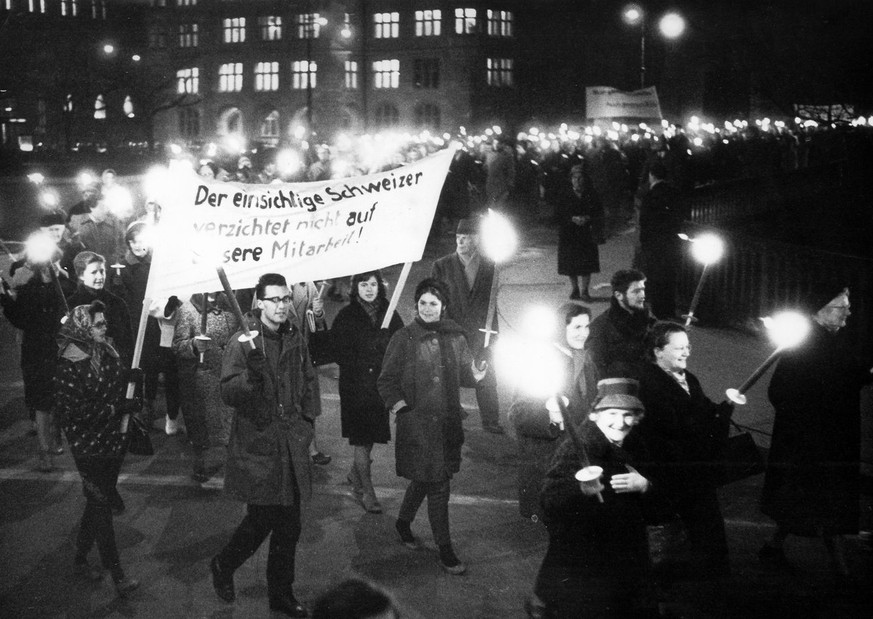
[165,416,182,436]
[269,592,308,617]
[346,474,363,498]
[579,292,594,303]
[113,576,140,597]
[210,556,235,603]
[191,471,210,484]
[569,290,581,300]
[758,544,791,570]
[311,452,331,466]
[438,544,467,575]
[362,493,383,514]
[483,424,506,435]
[396,519,418,549]
[74,559,104,582]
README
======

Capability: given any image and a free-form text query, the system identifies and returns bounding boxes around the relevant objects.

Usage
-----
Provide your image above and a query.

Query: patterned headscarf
[57,303,119,373]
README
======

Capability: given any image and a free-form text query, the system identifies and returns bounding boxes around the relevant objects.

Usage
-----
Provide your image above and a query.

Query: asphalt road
[0,214,870,618]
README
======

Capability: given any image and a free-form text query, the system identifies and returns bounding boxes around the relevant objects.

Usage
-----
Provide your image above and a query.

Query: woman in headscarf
[172,291,241,483]
[509,302,599,522]
[378,278,487,575]
[331,270,404,513]
[54,301,139,595]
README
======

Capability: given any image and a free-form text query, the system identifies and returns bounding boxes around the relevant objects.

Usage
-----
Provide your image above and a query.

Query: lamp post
[622,4,685,89]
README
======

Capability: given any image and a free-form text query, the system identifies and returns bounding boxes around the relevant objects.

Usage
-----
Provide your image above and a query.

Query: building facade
[143,0,523,150]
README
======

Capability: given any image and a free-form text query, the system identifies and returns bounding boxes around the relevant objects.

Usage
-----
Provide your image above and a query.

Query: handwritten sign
[144,148,454,299]
[585,86,663,120]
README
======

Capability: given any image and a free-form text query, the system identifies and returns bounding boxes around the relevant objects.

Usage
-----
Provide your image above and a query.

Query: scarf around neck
[57,304,119,374]
[415,316,465,414]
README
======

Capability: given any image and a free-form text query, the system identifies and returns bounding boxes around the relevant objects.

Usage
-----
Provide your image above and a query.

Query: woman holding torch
[378,278,487,575]
[509,303,599,521]
[531,378,658,618]
[760,284,872,580]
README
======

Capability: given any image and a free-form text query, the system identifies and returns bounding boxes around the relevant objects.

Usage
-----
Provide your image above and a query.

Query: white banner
[585,86,662,120]
[144,148,454,299]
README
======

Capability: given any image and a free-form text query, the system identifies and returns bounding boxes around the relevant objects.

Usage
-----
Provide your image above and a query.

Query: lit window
[415,10,441,36]
[486,58,513,87]
[61,0,78,16]
[29,0,47,13]
[177,0,197,6]
[292,61,317,90]
[413,58,439,89]
[486,10,512,37]
[259,16,283,41]
[65,94,74,113]
[218,63,243,92]
[254,62,279,92]
[94,94,106,120]
[295,13,322,39]
[178,23,198,48]
[374,103,399,128]
[152,0,166,6]
[178,107,200,139]
[344,60,358,89]
[177,67,199,94]
[373,59,399,89]
[455,8,476,34]
[223,18,246,43]
[260,111,280,146]
[90,0,98,18]
[415,103,440,130]
[373,12,399,38]
[123,96,134,118]
[149,30,167,48]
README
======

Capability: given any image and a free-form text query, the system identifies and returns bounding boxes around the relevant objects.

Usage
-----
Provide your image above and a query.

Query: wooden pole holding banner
[120,295,152,433]
[482,265,500,347]
[381,262,413,329]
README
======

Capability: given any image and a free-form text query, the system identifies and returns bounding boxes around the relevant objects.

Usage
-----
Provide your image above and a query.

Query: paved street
[1,216,871,618]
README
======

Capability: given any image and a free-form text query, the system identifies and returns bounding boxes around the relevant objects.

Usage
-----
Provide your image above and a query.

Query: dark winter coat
[220,312,319,506]
[535,421,659,617]
[378,318,477,482]
[331,297,403,445]
[67,285,133,367]
[762,322,871,535]
[509,350,599,521]
[585,298,656,379]
[118,250,164,371]
[556,182,604,276]
[638,180,685,248]
[2,264,75,410]
[431,252,496,355]
[636,363,733,500]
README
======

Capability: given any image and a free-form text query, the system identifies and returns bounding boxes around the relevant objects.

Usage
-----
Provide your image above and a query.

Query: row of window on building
[153,8,512,48]
[2,0,106,18]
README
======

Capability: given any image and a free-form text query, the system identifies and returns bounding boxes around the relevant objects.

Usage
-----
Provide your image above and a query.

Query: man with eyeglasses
[210,273,317,617]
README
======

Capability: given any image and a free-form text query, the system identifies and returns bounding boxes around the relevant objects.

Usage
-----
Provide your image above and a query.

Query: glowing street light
[659,12,686,39]
[725,311,811,405]
[622,4,685,89]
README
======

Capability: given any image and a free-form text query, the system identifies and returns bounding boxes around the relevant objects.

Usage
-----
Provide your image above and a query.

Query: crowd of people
[1,130,870,617]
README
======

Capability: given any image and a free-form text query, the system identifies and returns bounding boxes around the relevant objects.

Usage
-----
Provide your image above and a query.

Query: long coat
[378,318,477,482]
[431,252,496,355]
[331,298,403,445]
[220,312,318,506]
[535,421,660,617]
[762,322,871,535]
[555,183,603,276]
[508,350,599,521]
[2,264,75,410]
[585,298,656,379]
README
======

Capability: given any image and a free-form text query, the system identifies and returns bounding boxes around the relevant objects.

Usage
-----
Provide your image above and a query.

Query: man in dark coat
[431,216,503,433]
[760,284,872,578]
[586,269,656,379]
[638,160,686,319]
[210,273,317,618]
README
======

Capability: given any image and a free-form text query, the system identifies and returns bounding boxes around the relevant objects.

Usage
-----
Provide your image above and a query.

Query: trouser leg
[161,350,181,420]
[75,500,98,561]
[266,504,302,599]
[217,503,273,574]
[679,491,729,572]
[425,479,452,546]
[475,379,500,427]
[77,455,123,578]
[398,480,428,524]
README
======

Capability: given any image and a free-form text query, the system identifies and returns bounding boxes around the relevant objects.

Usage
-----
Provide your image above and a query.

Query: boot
[439,543,467,575]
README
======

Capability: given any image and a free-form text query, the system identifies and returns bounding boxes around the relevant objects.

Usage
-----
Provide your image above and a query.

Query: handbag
[126,415,154,456]
[718,420,764,486]
[307,329,335,366]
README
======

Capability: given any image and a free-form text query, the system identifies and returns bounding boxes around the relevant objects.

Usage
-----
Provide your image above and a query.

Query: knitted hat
[593,378,644,412]
[39,210,66,228]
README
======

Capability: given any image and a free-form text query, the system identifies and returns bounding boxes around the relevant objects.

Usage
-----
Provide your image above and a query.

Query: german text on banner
[144,148,454,299]
[585,86,663,120]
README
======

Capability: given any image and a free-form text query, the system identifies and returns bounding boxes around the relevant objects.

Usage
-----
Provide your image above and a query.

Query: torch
[680,233,725,328]
[725,311,810,405]
[24,231,69,317]
[215,265,258,350]
[479,209,518,347]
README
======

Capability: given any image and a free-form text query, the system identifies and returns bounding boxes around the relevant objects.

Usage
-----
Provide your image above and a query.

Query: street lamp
[622,4,685,89]
[304,2,328,137]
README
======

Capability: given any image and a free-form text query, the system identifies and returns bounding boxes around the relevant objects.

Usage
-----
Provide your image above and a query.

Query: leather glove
[164,295,183,317]
[123,367,144,387]
[246,348,267,382]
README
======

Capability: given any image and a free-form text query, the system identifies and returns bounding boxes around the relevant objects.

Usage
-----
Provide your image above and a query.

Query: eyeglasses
[825,305,851,313]
[262,296,293,305]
